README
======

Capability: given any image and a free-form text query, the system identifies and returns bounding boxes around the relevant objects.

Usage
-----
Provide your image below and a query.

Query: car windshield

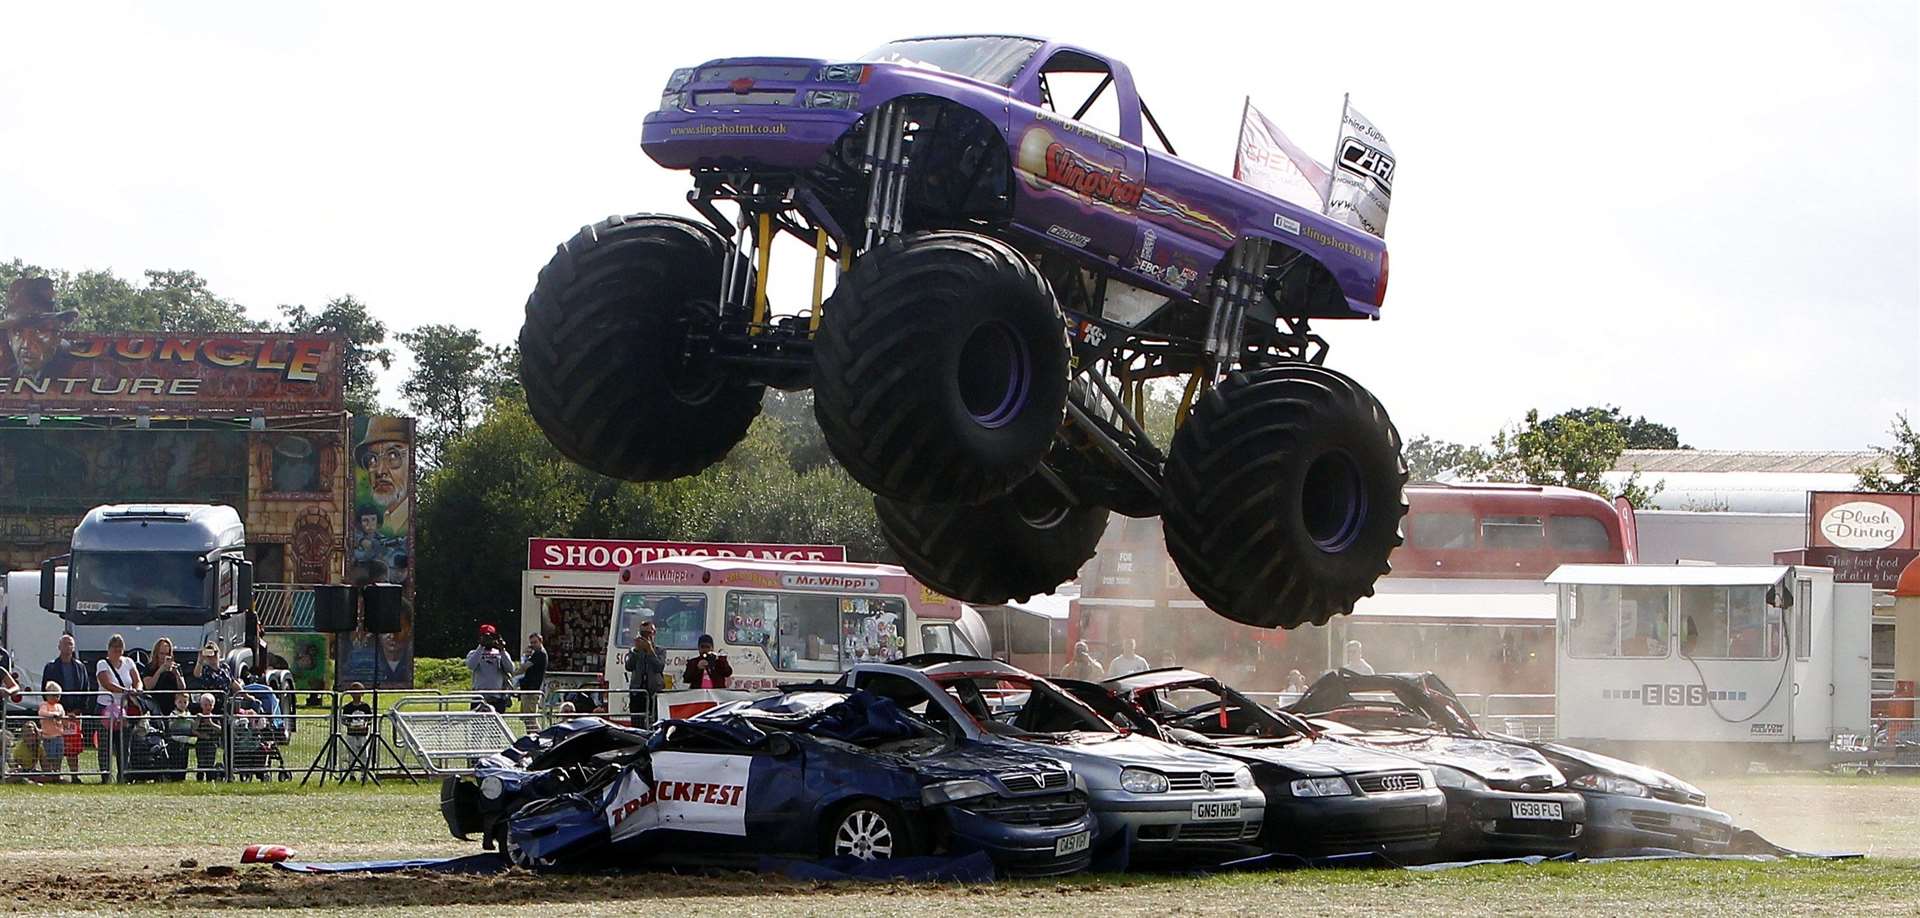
[1133,682,1299,740]
[934,673,1116,737]
[68,551,209,624]
[860,36,1042,87]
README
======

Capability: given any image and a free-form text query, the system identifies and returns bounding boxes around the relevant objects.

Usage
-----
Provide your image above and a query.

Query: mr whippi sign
[528,538,846,573]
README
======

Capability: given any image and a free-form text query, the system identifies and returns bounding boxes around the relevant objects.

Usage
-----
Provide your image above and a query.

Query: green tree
[1,259,260,331]
[1543,405,1687,450]
[397,324,518,467]
[412,393,887,656]
[1857,412,1920,492]
[1478,409,1661,506]
[277,295,392,417]
[1403,435,1492,481]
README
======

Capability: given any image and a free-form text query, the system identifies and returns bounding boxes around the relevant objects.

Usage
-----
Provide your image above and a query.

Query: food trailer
[1549,563,1872,768]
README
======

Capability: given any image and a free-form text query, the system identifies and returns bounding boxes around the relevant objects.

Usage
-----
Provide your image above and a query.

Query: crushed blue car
[441,687,1097,876]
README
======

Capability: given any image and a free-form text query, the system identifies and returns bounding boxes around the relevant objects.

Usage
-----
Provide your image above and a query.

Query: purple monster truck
[518,35,1406,630]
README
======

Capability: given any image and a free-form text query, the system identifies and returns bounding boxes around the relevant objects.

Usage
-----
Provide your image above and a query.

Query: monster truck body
[521,36,1409,630]
[640,41,1387,324]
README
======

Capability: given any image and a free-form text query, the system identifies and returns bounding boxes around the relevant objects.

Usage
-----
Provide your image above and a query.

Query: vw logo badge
[1199,773,1216,792]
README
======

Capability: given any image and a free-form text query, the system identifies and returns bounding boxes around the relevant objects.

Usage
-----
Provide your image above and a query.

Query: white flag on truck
[1325,96,1395,238]
[1232,99,1330,212]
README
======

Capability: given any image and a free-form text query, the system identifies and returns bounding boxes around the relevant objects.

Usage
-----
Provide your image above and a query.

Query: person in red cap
[463,624,516,714]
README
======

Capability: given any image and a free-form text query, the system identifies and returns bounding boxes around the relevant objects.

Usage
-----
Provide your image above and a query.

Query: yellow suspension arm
[750,212,772,335]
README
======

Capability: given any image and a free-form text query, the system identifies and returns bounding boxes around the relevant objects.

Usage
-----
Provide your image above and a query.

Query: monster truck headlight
[817,64,869,83]
[659,91,687,113]
[665,67,695,91]
[479,775,505,800]
[803,90,860,110]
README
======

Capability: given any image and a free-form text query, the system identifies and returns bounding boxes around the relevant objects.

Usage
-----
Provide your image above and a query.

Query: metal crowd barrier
[0,687,568,785]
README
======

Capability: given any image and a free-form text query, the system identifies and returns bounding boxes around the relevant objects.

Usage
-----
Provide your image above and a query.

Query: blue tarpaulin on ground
[275,853,508,874]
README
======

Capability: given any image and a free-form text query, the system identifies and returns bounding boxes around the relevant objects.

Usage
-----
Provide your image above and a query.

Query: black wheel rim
[1010,479,1070,530]
[1301,449,1368,552]
[957,320,1031,429]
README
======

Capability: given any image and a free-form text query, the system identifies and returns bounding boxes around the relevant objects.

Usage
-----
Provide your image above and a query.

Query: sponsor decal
[1336,137,1395,192]
[780,573,880,592]
[1820,501,1906,551]
[1273,214,1301,235]
[1299,224,1378,262]
[530,538,845,572]
[1131,228,1199,291]
[1016,127,1143,210]
[1075,320,1107,348]
[637,568,693,584]
[1046,224,1092,248]
[606,752,751,840]
[919,585,950,606]
[1034,109,1124,149]
[666,123,790,136]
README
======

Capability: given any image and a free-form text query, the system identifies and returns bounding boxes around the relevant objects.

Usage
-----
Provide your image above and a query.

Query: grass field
[3,775,1918,916]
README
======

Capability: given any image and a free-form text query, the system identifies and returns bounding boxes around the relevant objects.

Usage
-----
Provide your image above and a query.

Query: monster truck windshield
[861,36,1042,88]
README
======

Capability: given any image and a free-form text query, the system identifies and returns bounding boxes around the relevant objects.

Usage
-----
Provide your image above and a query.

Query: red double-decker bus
[1065,483,1636,695]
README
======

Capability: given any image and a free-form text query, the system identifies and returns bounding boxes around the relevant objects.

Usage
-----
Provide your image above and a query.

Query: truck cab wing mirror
[39,555,67,615]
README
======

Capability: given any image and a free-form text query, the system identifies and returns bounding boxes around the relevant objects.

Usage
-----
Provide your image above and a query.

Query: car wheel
[824,800,919,861]
[504,831,556,871]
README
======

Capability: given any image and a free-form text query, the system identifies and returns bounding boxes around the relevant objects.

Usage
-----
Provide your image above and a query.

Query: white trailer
[3,570,67,685]
[1548,563,1871,769]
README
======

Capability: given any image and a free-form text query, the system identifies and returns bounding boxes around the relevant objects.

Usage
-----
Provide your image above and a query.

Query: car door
[1004,47,1147,267]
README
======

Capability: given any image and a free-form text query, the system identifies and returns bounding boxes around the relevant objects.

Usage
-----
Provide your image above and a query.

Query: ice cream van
[603,556,987,717]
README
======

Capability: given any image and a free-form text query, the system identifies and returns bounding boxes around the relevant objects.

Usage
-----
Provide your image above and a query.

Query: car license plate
[1510,800,1563,821]
[1054,830,1091,857]
[1191,800,1241,821]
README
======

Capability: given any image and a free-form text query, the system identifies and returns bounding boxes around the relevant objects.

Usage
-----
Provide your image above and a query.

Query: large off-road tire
[875,477,1108,604]
[519,214,763,482]
[813,231,1069,505]
[1162,364,1408,629]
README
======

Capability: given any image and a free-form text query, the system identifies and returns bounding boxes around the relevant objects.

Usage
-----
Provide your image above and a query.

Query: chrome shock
[1205,238,1271,375]
[861,102,912,250]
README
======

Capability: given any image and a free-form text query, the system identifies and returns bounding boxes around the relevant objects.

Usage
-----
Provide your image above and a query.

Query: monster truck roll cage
[680,100,1332,516]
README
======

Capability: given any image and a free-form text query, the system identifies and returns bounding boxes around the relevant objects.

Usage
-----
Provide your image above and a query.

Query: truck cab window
[1569,585,1669,658]
[1037,51,1120,137]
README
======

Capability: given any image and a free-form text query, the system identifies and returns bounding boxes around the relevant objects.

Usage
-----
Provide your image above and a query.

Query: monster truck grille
[693,90,797,107]
[999,770,1071,793]
[1165,770,1238,793]
[695,64,815,83]
[1354,772,1425,794]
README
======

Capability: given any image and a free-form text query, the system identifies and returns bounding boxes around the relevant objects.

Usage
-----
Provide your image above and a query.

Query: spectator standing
[683,634,732,690]
[188,642,243,695]
[43,635,91,782]
[36,682,67,777]
[1061,642,1105,680]
[94,634,141,782]
[1108,639,1149,678]
[1344,640,1374,676]
[1285,669,1309,694]
[624,622,665,727]
[190,693,222,781]
[340,682,374,761]
[0,642,25,717]
[141,638,189,717]
[518,634,549,713]
[464,625,516,714]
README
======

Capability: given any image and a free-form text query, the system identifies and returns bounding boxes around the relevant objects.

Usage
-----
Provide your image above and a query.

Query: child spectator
[61,703,83,783]
[191,693,223,781]
[36,682,67,777]
[341,683,374,760]
[8,722,39,781]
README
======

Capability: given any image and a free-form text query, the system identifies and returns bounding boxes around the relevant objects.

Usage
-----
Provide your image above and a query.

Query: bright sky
[1,2,1914,449]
